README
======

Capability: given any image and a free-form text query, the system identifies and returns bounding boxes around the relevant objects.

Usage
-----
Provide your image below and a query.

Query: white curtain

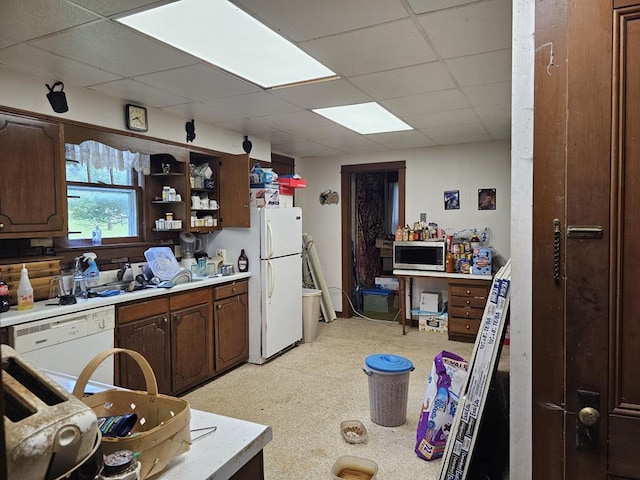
[65,140,150,174]
[387,181,399,234]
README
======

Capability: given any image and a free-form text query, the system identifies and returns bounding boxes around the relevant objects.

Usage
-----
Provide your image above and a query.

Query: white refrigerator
[212,207,303,364]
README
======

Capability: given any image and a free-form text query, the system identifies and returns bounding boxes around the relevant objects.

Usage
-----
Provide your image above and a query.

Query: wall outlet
[216,249,227,262]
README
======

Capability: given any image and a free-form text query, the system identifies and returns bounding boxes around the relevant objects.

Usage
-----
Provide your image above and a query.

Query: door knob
[578,406,600,427]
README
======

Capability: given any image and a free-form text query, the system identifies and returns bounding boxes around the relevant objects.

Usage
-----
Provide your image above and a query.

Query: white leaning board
[438,260,511,480]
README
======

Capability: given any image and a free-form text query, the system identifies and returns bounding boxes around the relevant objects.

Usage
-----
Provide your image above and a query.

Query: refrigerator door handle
[266,221,274,258]
[268,259,274,298]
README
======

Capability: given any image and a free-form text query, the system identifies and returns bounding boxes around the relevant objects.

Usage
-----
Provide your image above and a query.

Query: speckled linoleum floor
[184,317,509,480]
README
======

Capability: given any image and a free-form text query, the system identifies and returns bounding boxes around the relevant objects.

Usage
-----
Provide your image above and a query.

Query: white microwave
[393,241,446,271]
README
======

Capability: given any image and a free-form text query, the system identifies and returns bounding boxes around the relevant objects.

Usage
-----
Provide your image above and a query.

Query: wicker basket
[72,348,191,480]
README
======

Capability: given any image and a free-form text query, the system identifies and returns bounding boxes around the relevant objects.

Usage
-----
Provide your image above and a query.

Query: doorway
[340,161,405,318]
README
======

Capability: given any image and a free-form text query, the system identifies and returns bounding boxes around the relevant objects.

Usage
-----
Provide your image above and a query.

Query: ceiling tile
[380,89,468,116]
[446,49,512,87]
[483,119,511,140]
[284,124,358,142]
[31,20,198,77]
[403,108,479,129]
[301,19,437,77]
[68,0,180,17]
[350,62,455,100]
[0,44,122,86]
[134,64,259,102]
[436,134,492,145]
[463,81,511,107]
[201,92,301,118]
[407,0,477,14]
[232,0,409,42]
[422,122,489,140]
[270,79,371,109]
[87,79,190,108]
[0,0,99,45]
[237,109,336,132]
[368,130,437,148]
[419,0,512,59]
[475,104,511,123]
[338,143,391,154]
[315,135,377,150]
[272,140,343,156]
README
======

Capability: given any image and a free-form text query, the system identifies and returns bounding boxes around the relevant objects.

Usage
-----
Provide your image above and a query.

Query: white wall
[0,67,271,161]
[295,141,511,312]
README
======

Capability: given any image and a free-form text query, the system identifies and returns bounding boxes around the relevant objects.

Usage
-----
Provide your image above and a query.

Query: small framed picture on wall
[478,188,496,210]
[444,190,460,210]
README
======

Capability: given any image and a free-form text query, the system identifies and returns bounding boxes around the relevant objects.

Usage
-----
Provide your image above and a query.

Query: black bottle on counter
[238,249,249,272]
[0,276,10,312]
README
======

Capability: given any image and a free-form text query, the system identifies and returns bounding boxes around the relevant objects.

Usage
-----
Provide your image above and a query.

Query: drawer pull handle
[466,289,471,294]
[466,300,470,305]
[465,311,470,317]
[217,304,222,310]
[232,287,236,293]
[466,324,470,329]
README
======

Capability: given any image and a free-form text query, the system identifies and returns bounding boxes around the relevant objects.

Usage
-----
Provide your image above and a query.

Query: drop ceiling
[0,0,512,158]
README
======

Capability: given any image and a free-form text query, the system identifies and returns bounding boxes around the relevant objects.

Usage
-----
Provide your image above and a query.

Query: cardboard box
[472,246,492,275]
[375,277,399,291]
[420,291,443,313]
[280,194,293,208]
[250,183,279,208]
[375,239,394,249]
[418,313,448,333]
[278,177,307,189]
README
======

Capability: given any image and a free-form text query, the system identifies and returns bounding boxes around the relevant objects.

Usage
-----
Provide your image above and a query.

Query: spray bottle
[82,252,100,288]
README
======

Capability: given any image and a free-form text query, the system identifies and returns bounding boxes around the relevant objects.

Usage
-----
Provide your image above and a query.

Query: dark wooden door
[170,298,213,394]
[219,153,250,228]
[214,290,249,372]
[533,1,640,478]
[0,113,66,237]
[116,316,172,394]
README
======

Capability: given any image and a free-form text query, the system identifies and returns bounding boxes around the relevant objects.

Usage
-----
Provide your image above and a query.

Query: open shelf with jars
[146,154,187,235]
[188,152,220,232]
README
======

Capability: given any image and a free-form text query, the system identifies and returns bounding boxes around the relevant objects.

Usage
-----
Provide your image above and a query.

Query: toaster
[2,345,100,480]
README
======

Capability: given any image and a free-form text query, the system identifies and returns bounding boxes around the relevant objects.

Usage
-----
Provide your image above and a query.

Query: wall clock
[125,104,148,132]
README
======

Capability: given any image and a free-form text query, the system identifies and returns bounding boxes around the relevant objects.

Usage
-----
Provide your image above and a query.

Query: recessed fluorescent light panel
[117,0,337,88]
[313,102,413,135]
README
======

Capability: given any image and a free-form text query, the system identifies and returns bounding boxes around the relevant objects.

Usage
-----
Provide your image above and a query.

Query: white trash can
[301,288,322,343]
[363,354,414,427]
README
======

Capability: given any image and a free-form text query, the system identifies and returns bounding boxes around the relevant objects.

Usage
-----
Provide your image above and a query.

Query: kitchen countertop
[393,269,492,280]
[0,272,251,328]
[47,370,272,480]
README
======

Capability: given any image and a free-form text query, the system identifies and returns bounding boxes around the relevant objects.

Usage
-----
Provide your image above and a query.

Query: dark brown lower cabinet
[116,297,172,394]
[213,280,249,371]
[170,289,214,394]
[116,281,248,396]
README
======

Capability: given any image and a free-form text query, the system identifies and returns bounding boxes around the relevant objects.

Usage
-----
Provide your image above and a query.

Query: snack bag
[415,350,468,461]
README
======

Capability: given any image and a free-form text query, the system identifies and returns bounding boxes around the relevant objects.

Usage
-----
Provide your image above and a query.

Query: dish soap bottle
[238,249,249,272]
[92,225,102,246]
[17,264,34,310]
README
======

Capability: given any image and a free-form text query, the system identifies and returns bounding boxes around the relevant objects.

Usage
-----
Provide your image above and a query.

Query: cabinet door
[0,113,66,237]
[214,290,249,372]
[170,302,213,394]
[116,315,172,394]
[219,153,250,228]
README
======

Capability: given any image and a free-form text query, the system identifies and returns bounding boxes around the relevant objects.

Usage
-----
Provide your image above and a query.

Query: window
[65,141,149,244]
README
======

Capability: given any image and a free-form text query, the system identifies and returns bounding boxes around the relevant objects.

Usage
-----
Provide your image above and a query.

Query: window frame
[65,172,144,248]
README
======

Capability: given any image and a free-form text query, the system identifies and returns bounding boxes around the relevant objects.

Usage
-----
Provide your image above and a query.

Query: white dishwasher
[8,305,115,384]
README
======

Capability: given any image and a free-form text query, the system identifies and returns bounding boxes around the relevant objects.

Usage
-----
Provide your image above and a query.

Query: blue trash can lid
[365,354,414,373]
